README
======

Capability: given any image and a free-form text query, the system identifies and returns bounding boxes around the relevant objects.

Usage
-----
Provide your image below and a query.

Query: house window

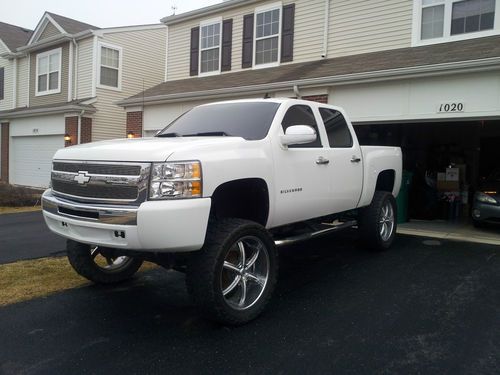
[36,48,61,95]
[451,0,495,35]
[415,0,499,45]
[199,21,221,74]
[98,44,121,89]
[255,5,281,66]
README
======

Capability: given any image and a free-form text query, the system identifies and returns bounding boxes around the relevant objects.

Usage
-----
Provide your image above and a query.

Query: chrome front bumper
[42,190,138,225]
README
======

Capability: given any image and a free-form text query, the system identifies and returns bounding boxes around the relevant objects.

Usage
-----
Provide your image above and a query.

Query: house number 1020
[438,102,464,113]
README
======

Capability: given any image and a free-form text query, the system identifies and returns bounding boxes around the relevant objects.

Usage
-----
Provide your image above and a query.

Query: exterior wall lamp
[127,131,135,139]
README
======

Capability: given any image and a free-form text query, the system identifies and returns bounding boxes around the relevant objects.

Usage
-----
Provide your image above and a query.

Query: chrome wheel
[379,200,395,242]
[220,236,270,311]
[90,246,134,272]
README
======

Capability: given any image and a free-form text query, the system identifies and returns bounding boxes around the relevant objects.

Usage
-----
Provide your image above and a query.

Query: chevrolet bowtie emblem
[74,171,91,185]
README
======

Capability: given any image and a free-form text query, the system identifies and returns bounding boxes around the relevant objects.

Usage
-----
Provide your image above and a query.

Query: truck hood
[53,137,246,162]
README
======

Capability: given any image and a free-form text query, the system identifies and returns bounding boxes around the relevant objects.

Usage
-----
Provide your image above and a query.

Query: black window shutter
[0,67,4,100]
[242,14,254,69]
[190,27,200,76]
[281,3,295,63]
[221,19,233,72]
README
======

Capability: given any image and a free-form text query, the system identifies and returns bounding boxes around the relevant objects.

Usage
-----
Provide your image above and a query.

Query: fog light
[472,209,481,218]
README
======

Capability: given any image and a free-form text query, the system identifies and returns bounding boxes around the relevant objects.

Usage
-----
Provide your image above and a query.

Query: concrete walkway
[398,219,500,246]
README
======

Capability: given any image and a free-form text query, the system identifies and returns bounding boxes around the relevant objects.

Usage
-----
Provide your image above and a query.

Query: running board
[274,220,357,247]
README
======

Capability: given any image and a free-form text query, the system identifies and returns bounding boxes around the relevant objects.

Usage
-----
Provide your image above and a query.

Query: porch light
[127,131,135,139]
[64,133,71,142]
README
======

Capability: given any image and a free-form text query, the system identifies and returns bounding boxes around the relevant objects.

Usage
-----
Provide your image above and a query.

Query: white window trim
[96,41,123,91]
[412,0,500,46]
[253,1,283,70]
[198,17,223,77]
[35,47,62,97]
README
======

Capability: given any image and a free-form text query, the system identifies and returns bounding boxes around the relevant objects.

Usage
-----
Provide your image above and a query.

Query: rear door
[318,107,363,212]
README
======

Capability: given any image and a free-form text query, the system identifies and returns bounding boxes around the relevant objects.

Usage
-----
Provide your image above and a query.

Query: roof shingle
[0,22,32,51]
[46,12,99,34]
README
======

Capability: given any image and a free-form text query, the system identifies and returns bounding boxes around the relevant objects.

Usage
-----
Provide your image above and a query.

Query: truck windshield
[156,102,281,140]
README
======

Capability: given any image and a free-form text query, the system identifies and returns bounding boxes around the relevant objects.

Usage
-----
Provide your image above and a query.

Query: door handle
[351,156,361,163]
[316,156,330,165]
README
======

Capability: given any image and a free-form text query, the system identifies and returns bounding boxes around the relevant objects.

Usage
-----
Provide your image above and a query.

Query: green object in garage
[397,170,413,224]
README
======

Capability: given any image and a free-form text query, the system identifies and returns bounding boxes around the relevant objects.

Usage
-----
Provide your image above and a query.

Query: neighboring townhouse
[0,12,166,188]
[119,0,500,223]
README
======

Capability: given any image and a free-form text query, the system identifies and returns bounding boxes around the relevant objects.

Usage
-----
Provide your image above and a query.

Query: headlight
[150,161,202,199]
[476,192,498,204]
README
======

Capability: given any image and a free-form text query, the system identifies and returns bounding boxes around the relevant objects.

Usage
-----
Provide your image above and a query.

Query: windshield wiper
[184,132,231,137]
[156,132,183,138]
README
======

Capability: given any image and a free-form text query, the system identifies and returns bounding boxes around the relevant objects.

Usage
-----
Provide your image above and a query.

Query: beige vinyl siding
[166,0,325,81]
[76,36,94,99]
[29,43,69,107]
[93,28,166,140]
[0,57,13,110]
[328,0,413,58]
[16,56,29,107]
[37,21,61,41]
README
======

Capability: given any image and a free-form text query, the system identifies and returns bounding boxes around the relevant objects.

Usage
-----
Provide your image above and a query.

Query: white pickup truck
[42,98,402,324]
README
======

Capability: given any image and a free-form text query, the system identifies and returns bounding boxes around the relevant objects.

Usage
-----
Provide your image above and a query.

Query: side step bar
[274,220,357,247]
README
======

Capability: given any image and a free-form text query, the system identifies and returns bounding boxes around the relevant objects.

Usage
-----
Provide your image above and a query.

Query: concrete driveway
[0,211,66,264]
[0,234,499,374]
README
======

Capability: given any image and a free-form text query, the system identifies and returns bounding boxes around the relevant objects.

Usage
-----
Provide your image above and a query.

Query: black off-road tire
[186,218,278,325]
[358,191,397,252]
[67,240,143,284]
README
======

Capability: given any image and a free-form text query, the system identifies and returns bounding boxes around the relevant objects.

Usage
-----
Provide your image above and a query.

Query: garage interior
[355,119,500,227]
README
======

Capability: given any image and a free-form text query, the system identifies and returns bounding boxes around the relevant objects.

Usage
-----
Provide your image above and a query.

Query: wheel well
[375,170,395,193]
[210,178,269,226]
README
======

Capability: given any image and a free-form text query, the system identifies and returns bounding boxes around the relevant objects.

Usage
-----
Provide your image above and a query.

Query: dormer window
[36,48,61,96]
[199,19,222,75]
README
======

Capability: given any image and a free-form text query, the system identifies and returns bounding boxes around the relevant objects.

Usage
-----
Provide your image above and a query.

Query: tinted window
[319,108,353,148]
[281,105,322,148]
[157,102,281,140]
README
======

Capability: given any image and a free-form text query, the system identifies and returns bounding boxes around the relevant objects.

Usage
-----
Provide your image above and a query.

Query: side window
[282,105,322,148]
[319,108,353,148]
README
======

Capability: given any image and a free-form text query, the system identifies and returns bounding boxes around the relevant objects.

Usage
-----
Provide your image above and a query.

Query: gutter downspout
[72,38,78,100]
[12,58,17,108]
[322,0,330,59]
[293,84,301,99]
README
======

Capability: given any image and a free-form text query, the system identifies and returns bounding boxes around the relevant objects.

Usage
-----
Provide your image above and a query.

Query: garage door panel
[11,135,64,188]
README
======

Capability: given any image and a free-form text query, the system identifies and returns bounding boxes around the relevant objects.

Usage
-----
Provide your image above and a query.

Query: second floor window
[255,5,281,66]
[99,44,121,89]
[200,21,221,74]
[36,48,61,95]
[418,0,497,42]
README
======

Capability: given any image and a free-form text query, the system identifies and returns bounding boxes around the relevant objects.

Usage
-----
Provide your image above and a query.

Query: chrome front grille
[51,161,151,205]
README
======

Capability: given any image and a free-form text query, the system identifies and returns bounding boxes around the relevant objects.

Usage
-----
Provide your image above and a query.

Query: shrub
[0,183,43,207]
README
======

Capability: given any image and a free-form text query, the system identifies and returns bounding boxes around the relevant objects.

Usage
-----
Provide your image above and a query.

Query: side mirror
[280,125,317,146]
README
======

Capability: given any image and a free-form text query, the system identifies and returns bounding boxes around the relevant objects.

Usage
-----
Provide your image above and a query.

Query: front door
[271,104,333,227]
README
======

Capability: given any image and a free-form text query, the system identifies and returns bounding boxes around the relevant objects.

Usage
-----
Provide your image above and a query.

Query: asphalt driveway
[0,211,66,264]
[1,234,499,374]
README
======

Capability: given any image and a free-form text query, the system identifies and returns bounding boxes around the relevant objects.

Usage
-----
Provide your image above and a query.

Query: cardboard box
[446,168,460,182]
[437,180,460,191]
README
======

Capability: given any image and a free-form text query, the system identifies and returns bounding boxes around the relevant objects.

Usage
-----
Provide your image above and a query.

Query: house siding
[328,0,413,58]
[29,42,70,107]
[76,36,94,99]
[92,28,166,140]
[38,21,61,41]
[16,56,29,107]
[166,0,325,82]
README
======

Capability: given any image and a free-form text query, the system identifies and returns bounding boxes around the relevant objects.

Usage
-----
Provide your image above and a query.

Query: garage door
[10,135,64,188]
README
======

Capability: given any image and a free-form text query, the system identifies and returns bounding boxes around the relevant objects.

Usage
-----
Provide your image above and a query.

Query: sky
[1,0,222,29]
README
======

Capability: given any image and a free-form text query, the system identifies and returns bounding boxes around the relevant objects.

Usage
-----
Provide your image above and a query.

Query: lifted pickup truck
[42,98,402,325]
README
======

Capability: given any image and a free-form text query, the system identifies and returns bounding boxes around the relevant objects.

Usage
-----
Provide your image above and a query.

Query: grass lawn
[0,258,157,306]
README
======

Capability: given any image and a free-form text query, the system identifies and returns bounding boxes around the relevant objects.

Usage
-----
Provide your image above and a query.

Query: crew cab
[42,98,402,325]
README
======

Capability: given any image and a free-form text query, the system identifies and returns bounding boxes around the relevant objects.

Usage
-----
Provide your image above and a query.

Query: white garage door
[10,135,64,188]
